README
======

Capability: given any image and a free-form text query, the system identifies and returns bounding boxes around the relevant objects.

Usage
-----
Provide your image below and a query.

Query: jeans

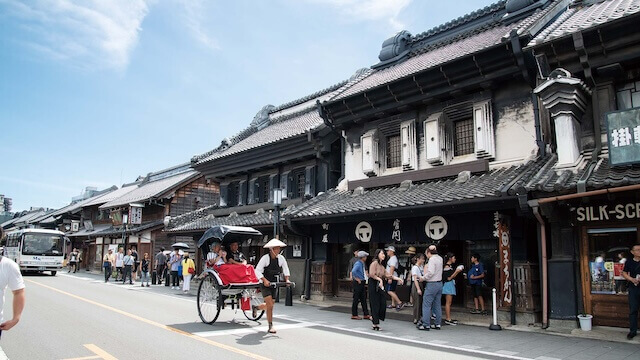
[352,280,369,316]
[140,271,150,285]
[104,263,112,282]
[122,265,133,284]
[171,270,180,287]
[421,282,443,327]
[629,284,640,335]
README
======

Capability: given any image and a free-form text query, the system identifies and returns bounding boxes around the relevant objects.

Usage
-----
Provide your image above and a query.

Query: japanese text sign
[607,108,640,165]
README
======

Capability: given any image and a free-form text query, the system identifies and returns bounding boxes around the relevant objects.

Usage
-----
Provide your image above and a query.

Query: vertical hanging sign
[494,212,512,307]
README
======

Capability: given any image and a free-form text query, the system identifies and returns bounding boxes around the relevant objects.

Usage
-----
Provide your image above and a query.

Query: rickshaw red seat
[215,264,258,285]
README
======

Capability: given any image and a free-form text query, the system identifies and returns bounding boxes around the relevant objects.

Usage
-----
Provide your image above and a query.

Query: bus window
[22,234,64,256]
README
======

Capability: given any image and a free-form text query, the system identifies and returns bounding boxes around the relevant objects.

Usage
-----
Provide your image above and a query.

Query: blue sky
[0,0,495,212]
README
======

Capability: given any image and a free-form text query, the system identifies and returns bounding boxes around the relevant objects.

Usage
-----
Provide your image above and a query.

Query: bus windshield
[22,233,64,256]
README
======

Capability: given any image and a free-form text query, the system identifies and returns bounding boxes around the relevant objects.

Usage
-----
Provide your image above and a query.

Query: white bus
[4,229,67,275]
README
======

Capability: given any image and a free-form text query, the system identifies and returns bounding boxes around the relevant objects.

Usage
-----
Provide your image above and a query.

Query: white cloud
[309,0,411,30]
[178,0,220,51]
[0,0,151,70]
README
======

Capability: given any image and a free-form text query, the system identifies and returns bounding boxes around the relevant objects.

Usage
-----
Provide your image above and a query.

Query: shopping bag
[241,296,251,311]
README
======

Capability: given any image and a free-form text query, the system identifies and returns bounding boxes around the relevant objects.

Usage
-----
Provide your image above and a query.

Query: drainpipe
[576,86,602,193]
[530,201,549,329]
[531,93,546,157]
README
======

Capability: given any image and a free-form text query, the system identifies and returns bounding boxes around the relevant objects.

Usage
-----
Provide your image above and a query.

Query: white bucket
[577,314,593,331]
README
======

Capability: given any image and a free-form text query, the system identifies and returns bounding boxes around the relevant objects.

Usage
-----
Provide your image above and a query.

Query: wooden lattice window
[454,118,474,156]
[386,135,402,168]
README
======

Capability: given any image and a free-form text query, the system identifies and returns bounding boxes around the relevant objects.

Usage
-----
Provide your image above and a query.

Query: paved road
[2,272,638,360]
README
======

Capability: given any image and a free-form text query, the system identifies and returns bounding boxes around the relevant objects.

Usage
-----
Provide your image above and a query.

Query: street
[2,272,639,360]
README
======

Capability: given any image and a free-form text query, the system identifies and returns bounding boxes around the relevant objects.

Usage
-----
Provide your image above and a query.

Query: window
[616,81,640,110]
[386,135,402,168]
[227,182,239,207]
[296,172,305,199]
[587,227,637,295]
[454,118,475,156]
[258,176,270,203]
[287,169,305,199]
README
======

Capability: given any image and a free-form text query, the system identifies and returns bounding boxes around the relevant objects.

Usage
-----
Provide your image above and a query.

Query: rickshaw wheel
[197,274,222,324]
[242,288,265,321]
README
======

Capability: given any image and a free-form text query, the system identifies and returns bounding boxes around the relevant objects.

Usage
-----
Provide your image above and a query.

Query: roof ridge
[269,106,317,124]
[269,79,350,113]
[411,1,507,44]
[409,21,503,58]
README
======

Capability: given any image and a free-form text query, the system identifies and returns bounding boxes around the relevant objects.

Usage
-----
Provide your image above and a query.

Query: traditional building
[286,0,576,323]
[523,0,640,330]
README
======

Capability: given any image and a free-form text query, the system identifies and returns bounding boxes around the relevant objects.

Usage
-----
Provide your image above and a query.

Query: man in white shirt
[0,256,25,339]
[385,246,403,310]
[418,244,443,331]
[254,239,291,334]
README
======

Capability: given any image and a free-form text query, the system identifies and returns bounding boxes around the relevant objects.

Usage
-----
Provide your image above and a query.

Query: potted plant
[577,313,593,331]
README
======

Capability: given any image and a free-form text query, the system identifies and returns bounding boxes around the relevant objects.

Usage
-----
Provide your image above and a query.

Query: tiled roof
[289,159,545,220]
[99,170,199,209]
[523,153,640,194]
[81,184,140,207]
[528,0,640,47]
[166,211,275,233]
[67,224,112,238]
[1,209,51,228]
[95,220,165,237]
[268,79,349,114]
[331,1,562,101]
[192,108,324,165]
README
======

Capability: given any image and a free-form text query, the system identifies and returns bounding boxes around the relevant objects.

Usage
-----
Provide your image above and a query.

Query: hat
[385,245,396,253]
[263,238,287,249]
[357,251,369,258]
[405,246,417,255]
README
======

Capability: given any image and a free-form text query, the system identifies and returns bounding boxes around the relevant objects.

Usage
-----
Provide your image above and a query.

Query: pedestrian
[351,250,370,320]
[368,249,388,331]
[411,253,425,325]
[139,253,151,287]
[418,245,443,331]
[181,253,195,293]
[385,246,403,311]
[206,243,221,269]
[467,253,487,315]
[0,255,25,339]
[622,243,640,340]
[405,246,417,307]
[122,249,134,284]
[254,239,291,334]
[131,246,139,282]
[155,247,166,285]
[115,247,124,281]
[68,248,79,273]
[442,252,464,325]
[169,249,182,289]
[103,249,114,282]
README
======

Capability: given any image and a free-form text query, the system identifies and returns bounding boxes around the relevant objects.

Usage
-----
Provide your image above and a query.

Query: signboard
[575,202,640,222]
[606,108,640,165]
[129,206,142,225]
[425,216,447,241]
[355,222,372,243]
[494,212,512,307]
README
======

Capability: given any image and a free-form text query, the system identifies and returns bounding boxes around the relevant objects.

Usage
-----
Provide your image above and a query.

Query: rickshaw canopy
[197,225,263,250]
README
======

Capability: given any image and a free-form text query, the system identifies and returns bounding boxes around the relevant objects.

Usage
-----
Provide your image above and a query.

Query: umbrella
[171,242,190,249]
[197,225,262,250]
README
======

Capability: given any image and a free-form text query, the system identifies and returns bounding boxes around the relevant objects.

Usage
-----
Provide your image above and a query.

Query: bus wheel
[51,271,57,276]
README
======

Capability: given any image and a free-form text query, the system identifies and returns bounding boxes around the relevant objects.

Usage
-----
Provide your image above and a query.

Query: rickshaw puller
[254,239,290,334]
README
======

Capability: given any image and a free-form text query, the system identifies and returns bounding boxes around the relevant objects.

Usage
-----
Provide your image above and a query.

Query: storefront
[574,196,640,327]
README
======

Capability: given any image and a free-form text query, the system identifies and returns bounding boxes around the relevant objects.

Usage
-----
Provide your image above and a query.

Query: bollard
[285,286,293,306]
[152,271,157,285]
[489,288,502,330]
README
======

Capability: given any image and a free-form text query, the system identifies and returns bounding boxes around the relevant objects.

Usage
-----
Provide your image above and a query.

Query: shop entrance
[438,240,467,306]
[581,226,639,327]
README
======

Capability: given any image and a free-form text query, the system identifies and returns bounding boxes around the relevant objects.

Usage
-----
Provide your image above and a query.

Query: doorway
[438,240,466,306]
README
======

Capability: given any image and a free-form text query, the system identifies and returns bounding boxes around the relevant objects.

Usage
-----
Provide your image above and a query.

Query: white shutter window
[473,100,495,159]
[361,129,379,177]
[280,171,291,199]
[424,112,445,165]
[401,119,417,171]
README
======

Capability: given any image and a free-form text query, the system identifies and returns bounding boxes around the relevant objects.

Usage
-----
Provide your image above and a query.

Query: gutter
[529,201,549,329]
[537,183,640,204]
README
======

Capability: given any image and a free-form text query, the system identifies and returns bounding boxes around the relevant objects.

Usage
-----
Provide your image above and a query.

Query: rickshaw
[196,225,292,325]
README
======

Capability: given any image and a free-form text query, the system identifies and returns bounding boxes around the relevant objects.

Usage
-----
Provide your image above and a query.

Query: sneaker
[444,319,458,326]
[386,305,393,309]
[351,315,362,320]
[417,325,430,331]
[252,306,258,319]
[430,314,436,321]
[430,324,441,330]
[146,284,150,287]
[627,332,637,340]
[470,309,481,314]
[481,310,488,315]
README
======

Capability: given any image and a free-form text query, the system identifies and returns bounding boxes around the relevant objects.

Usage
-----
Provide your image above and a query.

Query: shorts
[471,284,483,298]
[442,280,456,295]
[260,283,274,299]
[385,280,398,292]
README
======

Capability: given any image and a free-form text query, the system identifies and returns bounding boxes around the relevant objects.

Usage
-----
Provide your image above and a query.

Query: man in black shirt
[155,247,167,285]
[225,241,247,265]
[622,244,640,340]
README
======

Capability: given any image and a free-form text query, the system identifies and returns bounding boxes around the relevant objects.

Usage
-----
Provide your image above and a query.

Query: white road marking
[0,345,8,360]
[459,345,482,350]
[496,350,519,356]
[534,357,562,360]
[429,340,450,345]
[193,322,314,337]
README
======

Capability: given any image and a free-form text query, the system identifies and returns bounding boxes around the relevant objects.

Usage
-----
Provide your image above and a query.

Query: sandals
[268,323,277,334]
[372,325,380,331]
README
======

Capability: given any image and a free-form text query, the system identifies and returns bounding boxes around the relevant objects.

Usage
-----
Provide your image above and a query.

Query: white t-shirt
[411,264,423,280]
[115,253,124,267]
[386,255,399,277]
[1,257,25,323]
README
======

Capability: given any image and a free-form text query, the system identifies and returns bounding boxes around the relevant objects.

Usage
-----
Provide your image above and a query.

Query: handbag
[188,261,195,275]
